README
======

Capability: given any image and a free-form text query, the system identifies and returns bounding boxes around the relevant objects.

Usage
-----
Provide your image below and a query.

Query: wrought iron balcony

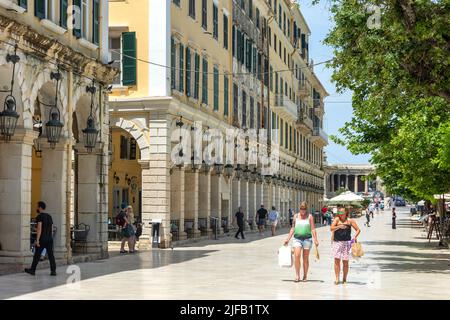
[273,94,298,121]
[296,110,313,133]
[232,0,264,52]
[298,79,311,97]
[312,127,328,145]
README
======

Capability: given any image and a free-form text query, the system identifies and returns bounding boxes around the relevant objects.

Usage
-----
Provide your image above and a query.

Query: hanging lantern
[251,167,258,182]
[214,162,224,176]
[224,163,234,178]
[234,164,243,180]
[190,154,201,172]
[82,84,99,152]
[201,160,211,174]
[0,45,20,141]
[45,71,64,149]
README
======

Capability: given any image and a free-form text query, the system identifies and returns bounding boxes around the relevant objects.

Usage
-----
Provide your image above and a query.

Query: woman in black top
[330,207,360,284]
[392,208,396,229]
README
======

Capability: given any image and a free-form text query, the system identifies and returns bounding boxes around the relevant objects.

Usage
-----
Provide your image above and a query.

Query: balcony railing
[273,94,298,121]
[232,0,264,52]
[312,127,328,144]
[296,111,314,132]
[298,79,311,97]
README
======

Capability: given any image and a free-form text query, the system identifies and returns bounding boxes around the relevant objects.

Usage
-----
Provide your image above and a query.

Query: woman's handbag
[278,246,293,267]
[351,241,364,258]
[121,224,135,238]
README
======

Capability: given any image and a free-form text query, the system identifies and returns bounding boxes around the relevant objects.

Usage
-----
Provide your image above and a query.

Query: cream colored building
[108,0,328,248]
[0,0,115,267]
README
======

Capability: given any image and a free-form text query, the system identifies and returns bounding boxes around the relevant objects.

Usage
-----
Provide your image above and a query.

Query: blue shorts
[293,237,313,249]
[257,219,266,226]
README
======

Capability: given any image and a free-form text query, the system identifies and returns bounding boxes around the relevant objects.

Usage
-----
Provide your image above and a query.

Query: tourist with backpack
[117,203,135,254]
[268,206,279,236]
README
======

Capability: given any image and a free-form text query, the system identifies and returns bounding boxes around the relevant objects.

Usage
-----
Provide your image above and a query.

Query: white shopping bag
[278,245,293,268]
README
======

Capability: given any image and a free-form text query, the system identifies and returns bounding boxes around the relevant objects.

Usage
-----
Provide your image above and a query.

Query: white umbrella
[417,200,425,206]
[326,191,365,205]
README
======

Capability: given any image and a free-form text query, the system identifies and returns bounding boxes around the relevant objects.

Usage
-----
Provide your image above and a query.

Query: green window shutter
[202,58,208,105]
[171,38,176,90]
[224,75,229,116]
[19,0,27,9]
[93,0,100,45]
[72,0,81,38]
[213,66,219,111]
[34,0,45,19]
[179,44,184,92]
[194,53,200,99]
[60,0,68,28]
[186,47,191,97]
[122,32,137,86]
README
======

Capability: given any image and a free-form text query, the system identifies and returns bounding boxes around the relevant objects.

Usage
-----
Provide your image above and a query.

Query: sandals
[334,280,339,285]
[294,277,301,283]
[120,250,128,254]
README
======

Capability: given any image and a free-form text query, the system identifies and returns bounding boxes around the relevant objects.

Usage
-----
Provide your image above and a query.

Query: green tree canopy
[321,0,450,202]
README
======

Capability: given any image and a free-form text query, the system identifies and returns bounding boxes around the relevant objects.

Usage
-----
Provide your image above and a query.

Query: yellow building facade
[109,0,328,248]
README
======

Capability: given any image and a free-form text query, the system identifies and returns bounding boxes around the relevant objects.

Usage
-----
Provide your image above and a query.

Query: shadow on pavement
[0,248,217,300]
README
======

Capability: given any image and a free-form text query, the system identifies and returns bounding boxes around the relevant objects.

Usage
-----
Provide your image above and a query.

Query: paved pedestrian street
[0,207,449,300]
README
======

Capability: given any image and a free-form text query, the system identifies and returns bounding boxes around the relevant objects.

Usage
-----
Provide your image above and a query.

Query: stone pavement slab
[0,207,449,300]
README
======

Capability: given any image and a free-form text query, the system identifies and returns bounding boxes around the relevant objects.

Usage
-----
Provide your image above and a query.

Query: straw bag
[351,241,364,258]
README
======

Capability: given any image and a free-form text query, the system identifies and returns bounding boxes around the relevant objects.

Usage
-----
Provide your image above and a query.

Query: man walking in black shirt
[256,204,268,235]
[25,201,57,276]
[234,207,245,239]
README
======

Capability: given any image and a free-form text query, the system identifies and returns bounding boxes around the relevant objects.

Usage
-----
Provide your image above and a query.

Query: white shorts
[270,220,278,226]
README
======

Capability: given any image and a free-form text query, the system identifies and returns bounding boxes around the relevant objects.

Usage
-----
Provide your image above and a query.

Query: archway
[108,126,143,245]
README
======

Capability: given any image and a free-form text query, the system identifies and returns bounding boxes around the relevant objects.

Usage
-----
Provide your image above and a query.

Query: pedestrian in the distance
[117,203,134,254]
[330,207,361,285]
[234,207,245,239]
[288,208,294,227]
[256,204,268,235]
[392,207,397,229]
[25,201,57,276]
[364,207,371,227]
[126,205,136,252]
[268,206,279,236]
[284,201,319,282]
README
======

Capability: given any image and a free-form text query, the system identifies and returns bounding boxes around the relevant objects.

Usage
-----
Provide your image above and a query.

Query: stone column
[331,174,335,192]
[240,179,249,222]
[262,182,271,209]
[364,176,369,193]
[255,182,263,216]
[248,181,256,228]
[141,111,173,248]
[169,168,187,240]
[40,140,68,260]
[354,175,359,193]
[345,174,349,190]
[75,144,108,256]
[185,170,201,238]
[231,178,240,215]
[210,173,222,235]
[0,129,37,265]
[199,171,212,235]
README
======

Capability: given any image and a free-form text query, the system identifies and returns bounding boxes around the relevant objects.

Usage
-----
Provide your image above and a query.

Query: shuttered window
[213,4,218,39]
[60,0,68,28]
[202,57,208,105]
[34,0,45,19]
[72,0,82,38]
[224,75,229,116]
[223,14,228,49]
[171,38,176,90]
[179,44,184,92]
[213,66,219,111]
[19,0,27,9]
[93,0,100,45]
[122,32,137,86]
[186,47,191,97]
[194,53,200,99]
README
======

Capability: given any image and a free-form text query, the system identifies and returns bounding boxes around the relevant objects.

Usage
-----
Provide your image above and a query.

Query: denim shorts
[293,237,313,249]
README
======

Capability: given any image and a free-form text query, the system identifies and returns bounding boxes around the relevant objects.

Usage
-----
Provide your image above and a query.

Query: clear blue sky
[299,1,371,165]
